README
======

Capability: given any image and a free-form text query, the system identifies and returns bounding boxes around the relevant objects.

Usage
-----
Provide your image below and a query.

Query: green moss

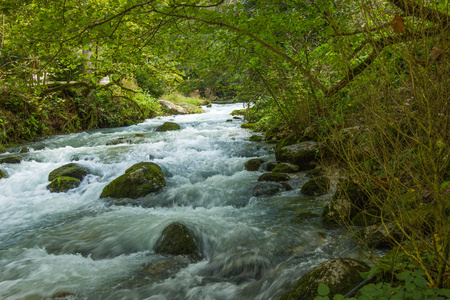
[248,135,263,142]
[245,158,265,171]
[241,123,255,129]
[272,163,300,173]
[0,169,5,179]
[19,146,29,153]
[280,258,369,300]
[156,122,181,132]
[100,162,166,199]
[47,176,81,193]
[0,155,22,164]
[275,141,319,170]
[48,163,89,181]
[258,172,290,182]
[231,109,246,116]
[0,145,6,154]
[301,176,330,196]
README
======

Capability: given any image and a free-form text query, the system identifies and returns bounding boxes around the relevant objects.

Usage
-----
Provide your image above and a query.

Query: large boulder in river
[245,158,264,171]
[48,163,89,181]
[156,122,181,132]
[47,176,81,193]
[275,141,320,170]
[158,100,188,115]
[100,162,165,199]
[154,222,202,262]
[0,155,22,164]
[280,258,369,300]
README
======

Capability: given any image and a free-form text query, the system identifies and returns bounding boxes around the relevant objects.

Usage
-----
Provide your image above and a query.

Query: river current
[0,104,359,299]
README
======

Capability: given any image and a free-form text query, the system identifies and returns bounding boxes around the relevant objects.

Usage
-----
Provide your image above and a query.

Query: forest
[0,0,449,299]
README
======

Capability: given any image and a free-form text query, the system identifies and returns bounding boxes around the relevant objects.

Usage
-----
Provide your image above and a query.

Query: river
[0,104,359,299]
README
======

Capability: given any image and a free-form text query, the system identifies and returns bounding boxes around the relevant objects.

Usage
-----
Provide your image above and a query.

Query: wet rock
[248,135,263,142]
[0,169,5,179]
[281,258,369,300]
[306,167,324,178]
[262,161,278,172]
[0,155,22,164]
[48,163,89,182]
[301,176,330,196]
[19,146,29,153]
[206,103,212,108]
[156,122,181,132]
[244,158,264,171]
[158,100,189,115]
[101,162,165,199]
[275,141,320,170]
[272,163,300,173]
[257,172,290,182]
[358,223,400,249]
[226,119,233,122]
[134,133,145,138]
[233,116,242,120]
[252,182,286,197]
[106,137,133,146]
[47,176,81,193]
[154,222,202,262]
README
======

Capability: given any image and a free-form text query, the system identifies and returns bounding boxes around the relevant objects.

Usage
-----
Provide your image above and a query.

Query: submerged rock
[154,222,202,262]
[48,163,89,182]
[280,258,369,300]
[0,155,22,164]
[245,158,265,171]
[156,122,181,132]
[272,163,300,173]
[257,172,290,182]
[252,182,286,197]
[47,176,81,193]
[301,176,330,196]
[275,141,320,170]
[100,162,165,199]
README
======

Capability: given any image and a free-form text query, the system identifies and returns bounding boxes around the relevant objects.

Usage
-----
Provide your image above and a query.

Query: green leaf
[318,283,330,296]
[413,276,427,289]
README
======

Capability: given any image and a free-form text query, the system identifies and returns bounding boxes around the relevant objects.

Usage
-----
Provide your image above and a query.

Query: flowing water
[0,104,360,300]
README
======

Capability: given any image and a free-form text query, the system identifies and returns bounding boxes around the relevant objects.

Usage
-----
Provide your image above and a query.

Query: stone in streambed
[245,158,265,171]
[272,163,300,173]
[0,169,6,179]
[156,122,181,132]
[257,172,290,182]
[47,176,81,193]
[48,163,89,182]
[154,222,202,262]
[301,176,330,196]
[280,258,369,300]
[100,162,165,199]
[275,141,320,170]
[0,155,22,164]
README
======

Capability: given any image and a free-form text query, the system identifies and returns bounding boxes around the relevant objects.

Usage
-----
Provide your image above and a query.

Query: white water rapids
[0,104,360,299]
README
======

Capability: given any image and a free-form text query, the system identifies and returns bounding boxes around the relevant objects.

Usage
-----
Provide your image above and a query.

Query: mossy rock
[241,123,255,129]
[0,155,22,164]
[272,163,300,174]
[275,141,320,170]
[179,102,204,114]
[248,135,263,142]
[358,223,401,249]
[100,162,166,199]
[154,222,202,262]
[280,258,369,300]
[274,134,298,157]
[301,176,330,196]
[48,163,89,182]
[257,172,290,182]
[245,158,265,171]
[0,169,5,179]
[0,144,6,154]
[253,182,287,197]
[19,146,29,153]
[226,119,233,122]
[334,179,368,210]
[321,199,352,228]
[47,176,81,193]
[351,209,380,227]
[305,167,324,178]
[156,122,181,132]
[231,109,246,116]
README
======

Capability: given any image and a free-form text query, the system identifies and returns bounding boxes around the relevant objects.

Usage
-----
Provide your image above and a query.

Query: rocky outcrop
[47,176,81,193]
[154,222,202,262]
[275,141,320,170]
[100,162,165,200]
[245,158,265,171]
[0,155,22,164]
[280,258,369,300]
[158,100,189,115]
[301,176,330,196]
[47,163,89,193]
[258,172,290,182]
[48,163,89,182]
[272,163,300,173]
[156,122,181,132]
